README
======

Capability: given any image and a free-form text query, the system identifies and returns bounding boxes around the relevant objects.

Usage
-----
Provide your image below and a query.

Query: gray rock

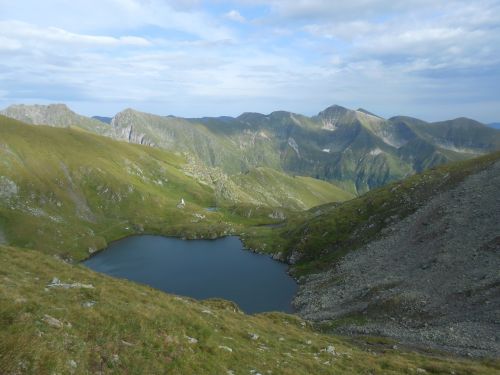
[294,161,500,357]
[47,277,94,289]
[43,314,63,329]
[82,301,96,308]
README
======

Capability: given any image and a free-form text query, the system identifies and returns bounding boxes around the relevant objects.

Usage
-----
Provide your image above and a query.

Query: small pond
[84,235,297,314]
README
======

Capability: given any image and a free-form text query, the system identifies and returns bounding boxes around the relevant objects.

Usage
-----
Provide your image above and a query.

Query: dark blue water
[84,235,297,314]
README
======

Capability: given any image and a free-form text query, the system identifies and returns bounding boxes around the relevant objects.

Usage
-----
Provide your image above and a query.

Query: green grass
[1,245,498,374]
[1,116,499,373]
[0,115,355,260]
[230,167,354,210]
[0,115,234,259]
[249,151,500,276]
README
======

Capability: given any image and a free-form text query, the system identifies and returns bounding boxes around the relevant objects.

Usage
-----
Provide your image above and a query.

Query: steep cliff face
[111,109,156,146]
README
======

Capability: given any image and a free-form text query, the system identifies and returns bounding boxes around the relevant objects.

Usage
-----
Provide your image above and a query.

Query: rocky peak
[315,104,359,131]
[317,104,353,118]
[111,108,142,126]
[236,112,267,123]
[1,103,76,126]
[442,117,486,128]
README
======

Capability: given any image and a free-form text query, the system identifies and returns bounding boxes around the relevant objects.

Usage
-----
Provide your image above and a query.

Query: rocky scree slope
[293,155,500,357]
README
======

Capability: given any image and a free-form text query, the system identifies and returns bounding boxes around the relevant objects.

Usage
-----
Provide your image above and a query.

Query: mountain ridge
[3,103,500,194]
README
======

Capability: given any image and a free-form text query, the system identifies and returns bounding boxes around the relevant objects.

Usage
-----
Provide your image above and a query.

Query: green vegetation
[1,114,499,372]
[5,103,500,195]
[249,151,500,276]
[0,115,352,260]
[0,115,224,260]
[230,167,354,210]
[1,245,498,374]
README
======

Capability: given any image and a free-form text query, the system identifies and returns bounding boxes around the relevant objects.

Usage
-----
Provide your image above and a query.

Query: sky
[0,0,499,122]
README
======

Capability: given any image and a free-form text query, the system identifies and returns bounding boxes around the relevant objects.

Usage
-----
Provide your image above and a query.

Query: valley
[0,106,499,373]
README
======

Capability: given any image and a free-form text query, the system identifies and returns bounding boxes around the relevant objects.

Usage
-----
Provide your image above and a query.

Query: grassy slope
[230,167,354,210]
[1,245,498,374]
[245,151,500,275]
[0,115,232,260]
[0,115,354,260]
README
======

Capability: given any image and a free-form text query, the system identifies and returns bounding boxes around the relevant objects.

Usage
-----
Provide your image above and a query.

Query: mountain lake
[84,235,297,314]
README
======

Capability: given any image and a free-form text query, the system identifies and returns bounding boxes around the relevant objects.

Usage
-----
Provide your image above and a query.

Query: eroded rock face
[111,110,155,146]
[294,160,500,357]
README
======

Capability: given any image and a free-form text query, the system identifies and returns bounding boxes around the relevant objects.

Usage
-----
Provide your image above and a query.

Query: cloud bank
[0,0,499,121]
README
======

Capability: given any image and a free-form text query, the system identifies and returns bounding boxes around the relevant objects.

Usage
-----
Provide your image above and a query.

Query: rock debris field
[295,161,500,357]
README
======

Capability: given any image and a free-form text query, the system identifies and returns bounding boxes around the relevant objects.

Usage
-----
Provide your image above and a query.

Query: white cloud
[225,10,246,23]
[235,0,439,20]
[303,21,382,40]
[0,21,152,48]
[0,36,22,50]
[0,0,233,41]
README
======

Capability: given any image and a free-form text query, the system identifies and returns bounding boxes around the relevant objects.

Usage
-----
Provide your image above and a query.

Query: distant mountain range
[488,122,500,130]
[3,103,500,194]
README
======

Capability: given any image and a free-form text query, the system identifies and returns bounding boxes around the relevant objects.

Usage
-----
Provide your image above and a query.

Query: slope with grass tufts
[1,244,498,374]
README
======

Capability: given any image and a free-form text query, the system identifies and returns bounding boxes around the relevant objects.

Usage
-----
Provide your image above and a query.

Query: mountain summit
[1,103,112,135]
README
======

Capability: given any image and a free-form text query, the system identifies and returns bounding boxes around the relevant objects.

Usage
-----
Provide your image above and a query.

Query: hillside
[249,152,500,357]
[0,115,352,259]
[230,167,354,210]
[3,245,498,374]
[0,115,220,260]
[3,104,500,195]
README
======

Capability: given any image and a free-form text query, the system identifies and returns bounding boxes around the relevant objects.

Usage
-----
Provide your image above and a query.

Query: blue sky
[0,0,499,122]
